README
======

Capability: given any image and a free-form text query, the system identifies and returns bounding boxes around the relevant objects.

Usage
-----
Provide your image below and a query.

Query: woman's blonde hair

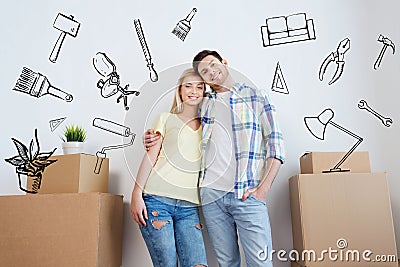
[170,68,203,114]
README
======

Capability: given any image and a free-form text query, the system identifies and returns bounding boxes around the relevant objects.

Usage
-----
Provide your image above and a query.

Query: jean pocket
[248,195,266,205]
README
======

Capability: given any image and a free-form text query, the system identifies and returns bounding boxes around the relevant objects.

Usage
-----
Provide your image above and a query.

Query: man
[144,50,285,267]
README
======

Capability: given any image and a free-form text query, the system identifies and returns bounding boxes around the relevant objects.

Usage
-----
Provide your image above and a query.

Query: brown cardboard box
[300,152,370,174]
[28,153,109,194]
[289,173,397,266]
[0,193,123,267]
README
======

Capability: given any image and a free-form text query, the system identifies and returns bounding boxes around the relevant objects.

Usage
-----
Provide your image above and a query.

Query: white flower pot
[62,142,84,155]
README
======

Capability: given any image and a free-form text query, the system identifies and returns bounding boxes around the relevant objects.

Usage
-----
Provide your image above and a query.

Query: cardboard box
[27,153,109,194]
[300,152,370,174]
[0,193,123,267]
[289,173,397,266]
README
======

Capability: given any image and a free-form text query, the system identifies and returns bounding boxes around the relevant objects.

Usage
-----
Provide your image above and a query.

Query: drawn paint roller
[172,8,197,41]
[133,19,158,82]
[92,118,136,174]
[49,13,80,63]
[13,67,73,102]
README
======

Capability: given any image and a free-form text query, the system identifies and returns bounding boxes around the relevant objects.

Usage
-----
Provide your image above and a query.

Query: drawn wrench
[358,100,392,127]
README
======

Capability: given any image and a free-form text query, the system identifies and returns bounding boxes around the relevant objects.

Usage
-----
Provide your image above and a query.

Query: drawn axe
[49,13,80,63]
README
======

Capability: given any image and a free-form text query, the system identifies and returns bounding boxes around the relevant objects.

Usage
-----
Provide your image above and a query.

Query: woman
[130,69,207,267]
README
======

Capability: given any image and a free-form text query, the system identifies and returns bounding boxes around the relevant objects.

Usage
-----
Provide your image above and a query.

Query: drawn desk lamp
[93,52,140,110]
[304,108,363,173]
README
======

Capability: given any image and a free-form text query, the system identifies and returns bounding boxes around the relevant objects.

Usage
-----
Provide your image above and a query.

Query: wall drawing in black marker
[92,118,136,174]
[319,38,350,85]
[49,117,66,132]
[4,129,57,194]
[374,35,395,70]
[134,19,158,82]
[358,100,392,127]
[172,8,197,41]
[261,13,315,47]
[93,52,140,111]
[49,13,80,63]
[14,67,73,102]
[271,62,289,94]
[304,108,363,173]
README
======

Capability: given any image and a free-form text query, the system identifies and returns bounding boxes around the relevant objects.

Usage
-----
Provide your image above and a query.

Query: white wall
[0,1,399,266]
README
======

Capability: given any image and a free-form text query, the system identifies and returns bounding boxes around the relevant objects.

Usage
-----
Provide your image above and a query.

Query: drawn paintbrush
[14,67,73,102]
[133,19,158,82]
[172,8,197,41]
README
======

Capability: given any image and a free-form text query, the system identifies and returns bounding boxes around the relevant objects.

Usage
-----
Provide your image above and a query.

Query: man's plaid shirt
[200,83,285,198]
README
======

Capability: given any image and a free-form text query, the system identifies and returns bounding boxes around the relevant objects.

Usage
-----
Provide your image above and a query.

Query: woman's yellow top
[143,112,202,204]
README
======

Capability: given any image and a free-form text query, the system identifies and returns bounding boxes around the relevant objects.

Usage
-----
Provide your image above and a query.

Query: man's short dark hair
[192,50,223,75]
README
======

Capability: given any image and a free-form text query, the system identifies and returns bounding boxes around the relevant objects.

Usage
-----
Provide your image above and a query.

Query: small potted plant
[5,129,57,194]
[61,125,87,154]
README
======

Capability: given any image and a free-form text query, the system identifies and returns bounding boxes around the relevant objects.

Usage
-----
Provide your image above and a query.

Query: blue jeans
[200,188,274,267]
[139,194,208,267]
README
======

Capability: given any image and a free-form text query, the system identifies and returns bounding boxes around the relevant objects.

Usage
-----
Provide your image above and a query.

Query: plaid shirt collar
[204,84,240,99]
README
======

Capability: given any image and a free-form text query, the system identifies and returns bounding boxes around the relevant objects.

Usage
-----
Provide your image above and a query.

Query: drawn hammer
[49,13,80,63]
[374,35,395,70]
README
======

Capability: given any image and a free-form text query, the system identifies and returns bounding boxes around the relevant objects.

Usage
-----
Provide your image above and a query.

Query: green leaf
[63,125,87,142]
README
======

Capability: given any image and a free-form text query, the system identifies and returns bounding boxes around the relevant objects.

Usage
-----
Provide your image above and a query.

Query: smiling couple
[130,50,285,267]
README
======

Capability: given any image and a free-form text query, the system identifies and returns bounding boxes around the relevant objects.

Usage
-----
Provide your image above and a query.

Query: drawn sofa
[261,13,316,47]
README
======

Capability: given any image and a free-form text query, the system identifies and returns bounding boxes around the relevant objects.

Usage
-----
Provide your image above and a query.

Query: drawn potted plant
[61,125,87,154]
[5,129,57,194]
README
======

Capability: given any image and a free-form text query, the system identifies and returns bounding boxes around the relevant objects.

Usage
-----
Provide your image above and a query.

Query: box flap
[299,152,370,174]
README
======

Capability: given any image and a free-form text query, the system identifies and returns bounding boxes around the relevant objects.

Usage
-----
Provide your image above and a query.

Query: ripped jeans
[139,194,208,267]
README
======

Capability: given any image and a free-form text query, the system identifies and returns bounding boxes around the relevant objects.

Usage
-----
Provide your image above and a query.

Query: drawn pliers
[319,38,350,85]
